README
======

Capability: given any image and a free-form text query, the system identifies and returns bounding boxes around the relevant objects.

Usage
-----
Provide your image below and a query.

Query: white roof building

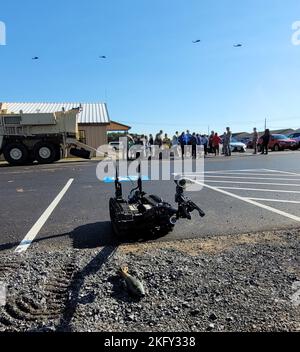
[0,102,131,150]
[2,102,110,124]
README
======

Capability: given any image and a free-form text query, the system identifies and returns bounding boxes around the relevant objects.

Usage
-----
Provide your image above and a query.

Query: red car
[257,134,297,152]
[288,132,300,149]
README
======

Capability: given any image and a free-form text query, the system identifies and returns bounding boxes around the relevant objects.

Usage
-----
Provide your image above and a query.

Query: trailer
[0,105,95,165]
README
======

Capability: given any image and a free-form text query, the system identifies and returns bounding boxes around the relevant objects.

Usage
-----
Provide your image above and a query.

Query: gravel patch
[0,229,299,332]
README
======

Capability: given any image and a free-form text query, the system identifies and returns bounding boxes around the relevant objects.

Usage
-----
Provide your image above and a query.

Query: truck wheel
[34,142,56,164]
[3,143,29,166]
[54,147,62,161]
[273,144,280,152]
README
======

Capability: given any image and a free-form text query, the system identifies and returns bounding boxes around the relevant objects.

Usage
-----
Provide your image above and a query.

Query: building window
[79,130,86,144]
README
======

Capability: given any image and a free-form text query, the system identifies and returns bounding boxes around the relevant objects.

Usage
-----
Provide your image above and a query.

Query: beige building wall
[78,123,108,151]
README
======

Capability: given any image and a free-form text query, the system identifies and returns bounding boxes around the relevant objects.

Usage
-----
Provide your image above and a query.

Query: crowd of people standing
[131,128,234,158]
[130,127,272,158]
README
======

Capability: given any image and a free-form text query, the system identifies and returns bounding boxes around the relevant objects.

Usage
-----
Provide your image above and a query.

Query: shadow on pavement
[69,221,118,248]
[69,221,168,249]
[0,220,167,253]
[0,221,117,252]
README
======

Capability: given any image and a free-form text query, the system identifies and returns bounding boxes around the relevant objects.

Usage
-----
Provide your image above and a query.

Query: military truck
[0,104,95,165]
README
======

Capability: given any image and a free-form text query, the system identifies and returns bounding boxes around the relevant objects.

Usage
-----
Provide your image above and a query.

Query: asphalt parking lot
[1,151,300,254]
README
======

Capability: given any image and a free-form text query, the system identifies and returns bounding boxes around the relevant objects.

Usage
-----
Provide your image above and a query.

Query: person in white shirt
[172,131,180,157]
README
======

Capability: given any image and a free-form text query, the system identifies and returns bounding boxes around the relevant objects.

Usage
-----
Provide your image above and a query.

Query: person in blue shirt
[186,130,192,145]
[201,135,208,156]
[196,134,202,145]
[178,132,186,159]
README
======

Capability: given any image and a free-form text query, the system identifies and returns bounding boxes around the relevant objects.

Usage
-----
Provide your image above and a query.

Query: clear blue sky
[1,0,300,135]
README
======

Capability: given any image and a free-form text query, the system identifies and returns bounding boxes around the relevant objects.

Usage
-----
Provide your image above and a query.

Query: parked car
[257,134,297,152]
[247,140,254,149]
[240,137,251,145]
[287,132,300,149]
[230,138,247,152]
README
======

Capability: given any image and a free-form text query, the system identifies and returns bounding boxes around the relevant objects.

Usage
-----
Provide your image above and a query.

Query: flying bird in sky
[99,56,107,59]
[233,44,242,47]
[32,57,39,60]
[192,40,201,43]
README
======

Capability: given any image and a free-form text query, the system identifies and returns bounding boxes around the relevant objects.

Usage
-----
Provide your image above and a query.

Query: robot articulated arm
[174,179,205,220]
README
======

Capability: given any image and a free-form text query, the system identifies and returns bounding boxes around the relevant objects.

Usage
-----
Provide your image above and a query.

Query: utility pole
[264,117,267,130]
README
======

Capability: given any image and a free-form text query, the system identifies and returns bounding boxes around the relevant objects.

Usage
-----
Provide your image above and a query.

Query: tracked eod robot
[109,158,205,239]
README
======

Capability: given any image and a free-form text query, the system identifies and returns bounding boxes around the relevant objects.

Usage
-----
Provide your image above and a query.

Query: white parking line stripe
[216,187,300,194]
[247,198,300,204]
[182,174,300,182]
[263,169,299,175]
[186,179,300,223]
[204,169,267,174]
[205,180,300,187]
[173,169,267,177]
[14,178,74,254]
[204,175,300,181]
[173,169,267,176]
[205,172,300,177]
